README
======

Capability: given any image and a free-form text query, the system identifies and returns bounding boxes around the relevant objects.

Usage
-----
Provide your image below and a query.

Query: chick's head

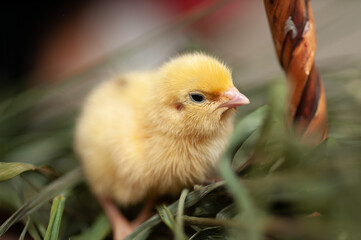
[149,53,249,138]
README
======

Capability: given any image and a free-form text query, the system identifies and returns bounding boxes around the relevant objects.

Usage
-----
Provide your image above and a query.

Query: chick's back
[75,72,152,205]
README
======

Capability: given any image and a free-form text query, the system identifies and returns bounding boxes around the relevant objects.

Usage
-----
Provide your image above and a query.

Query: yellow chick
[74,52,249,239]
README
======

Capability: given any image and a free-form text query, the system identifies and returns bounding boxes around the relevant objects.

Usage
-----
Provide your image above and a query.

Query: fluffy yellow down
[75,53,238,205]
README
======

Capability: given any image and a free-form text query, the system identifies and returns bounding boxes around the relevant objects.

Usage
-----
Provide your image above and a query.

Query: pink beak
[218,87,250,109]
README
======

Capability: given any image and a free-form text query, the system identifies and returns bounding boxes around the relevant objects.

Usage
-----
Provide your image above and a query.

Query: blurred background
[1,0,361,239]
[2,0,361,96]
[2,0,361,116]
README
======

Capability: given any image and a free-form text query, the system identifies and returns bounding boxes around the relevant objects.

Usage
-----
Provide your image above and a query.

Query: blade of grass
[189,226,225,240]
[125,181,225,240]
[44,195,66,240]
[216,203,237,220]
[219,160,261,240]
[70,213,111,240]
[0,162,58,182]
[0,167,83,236]
[183,216,242,228]
[219,107,267,240]
[19,217,30,240]
[156,204,176,232]
[27,220,43,240]
[224,105,268,159]
[28,215,47,239]
[175,189,189,240]
[0,162,36,182]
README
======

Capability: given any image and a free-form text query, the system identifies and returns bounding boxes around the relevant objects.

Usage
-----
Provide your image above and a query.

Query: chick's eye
[189,93,206,103]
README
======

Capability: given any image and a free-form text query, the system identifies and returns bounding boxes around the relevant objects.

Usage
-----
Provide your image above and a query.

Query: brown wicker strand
[264,0,328,143]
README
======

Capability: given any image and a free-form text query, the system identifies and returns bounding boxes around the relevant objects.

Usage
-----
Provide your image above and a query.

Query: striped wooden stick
[264,0,328,143]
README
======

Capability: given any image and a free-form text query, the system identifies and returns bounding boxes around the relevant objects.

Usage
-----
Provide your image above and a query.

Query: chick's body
[75,53,248,206]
